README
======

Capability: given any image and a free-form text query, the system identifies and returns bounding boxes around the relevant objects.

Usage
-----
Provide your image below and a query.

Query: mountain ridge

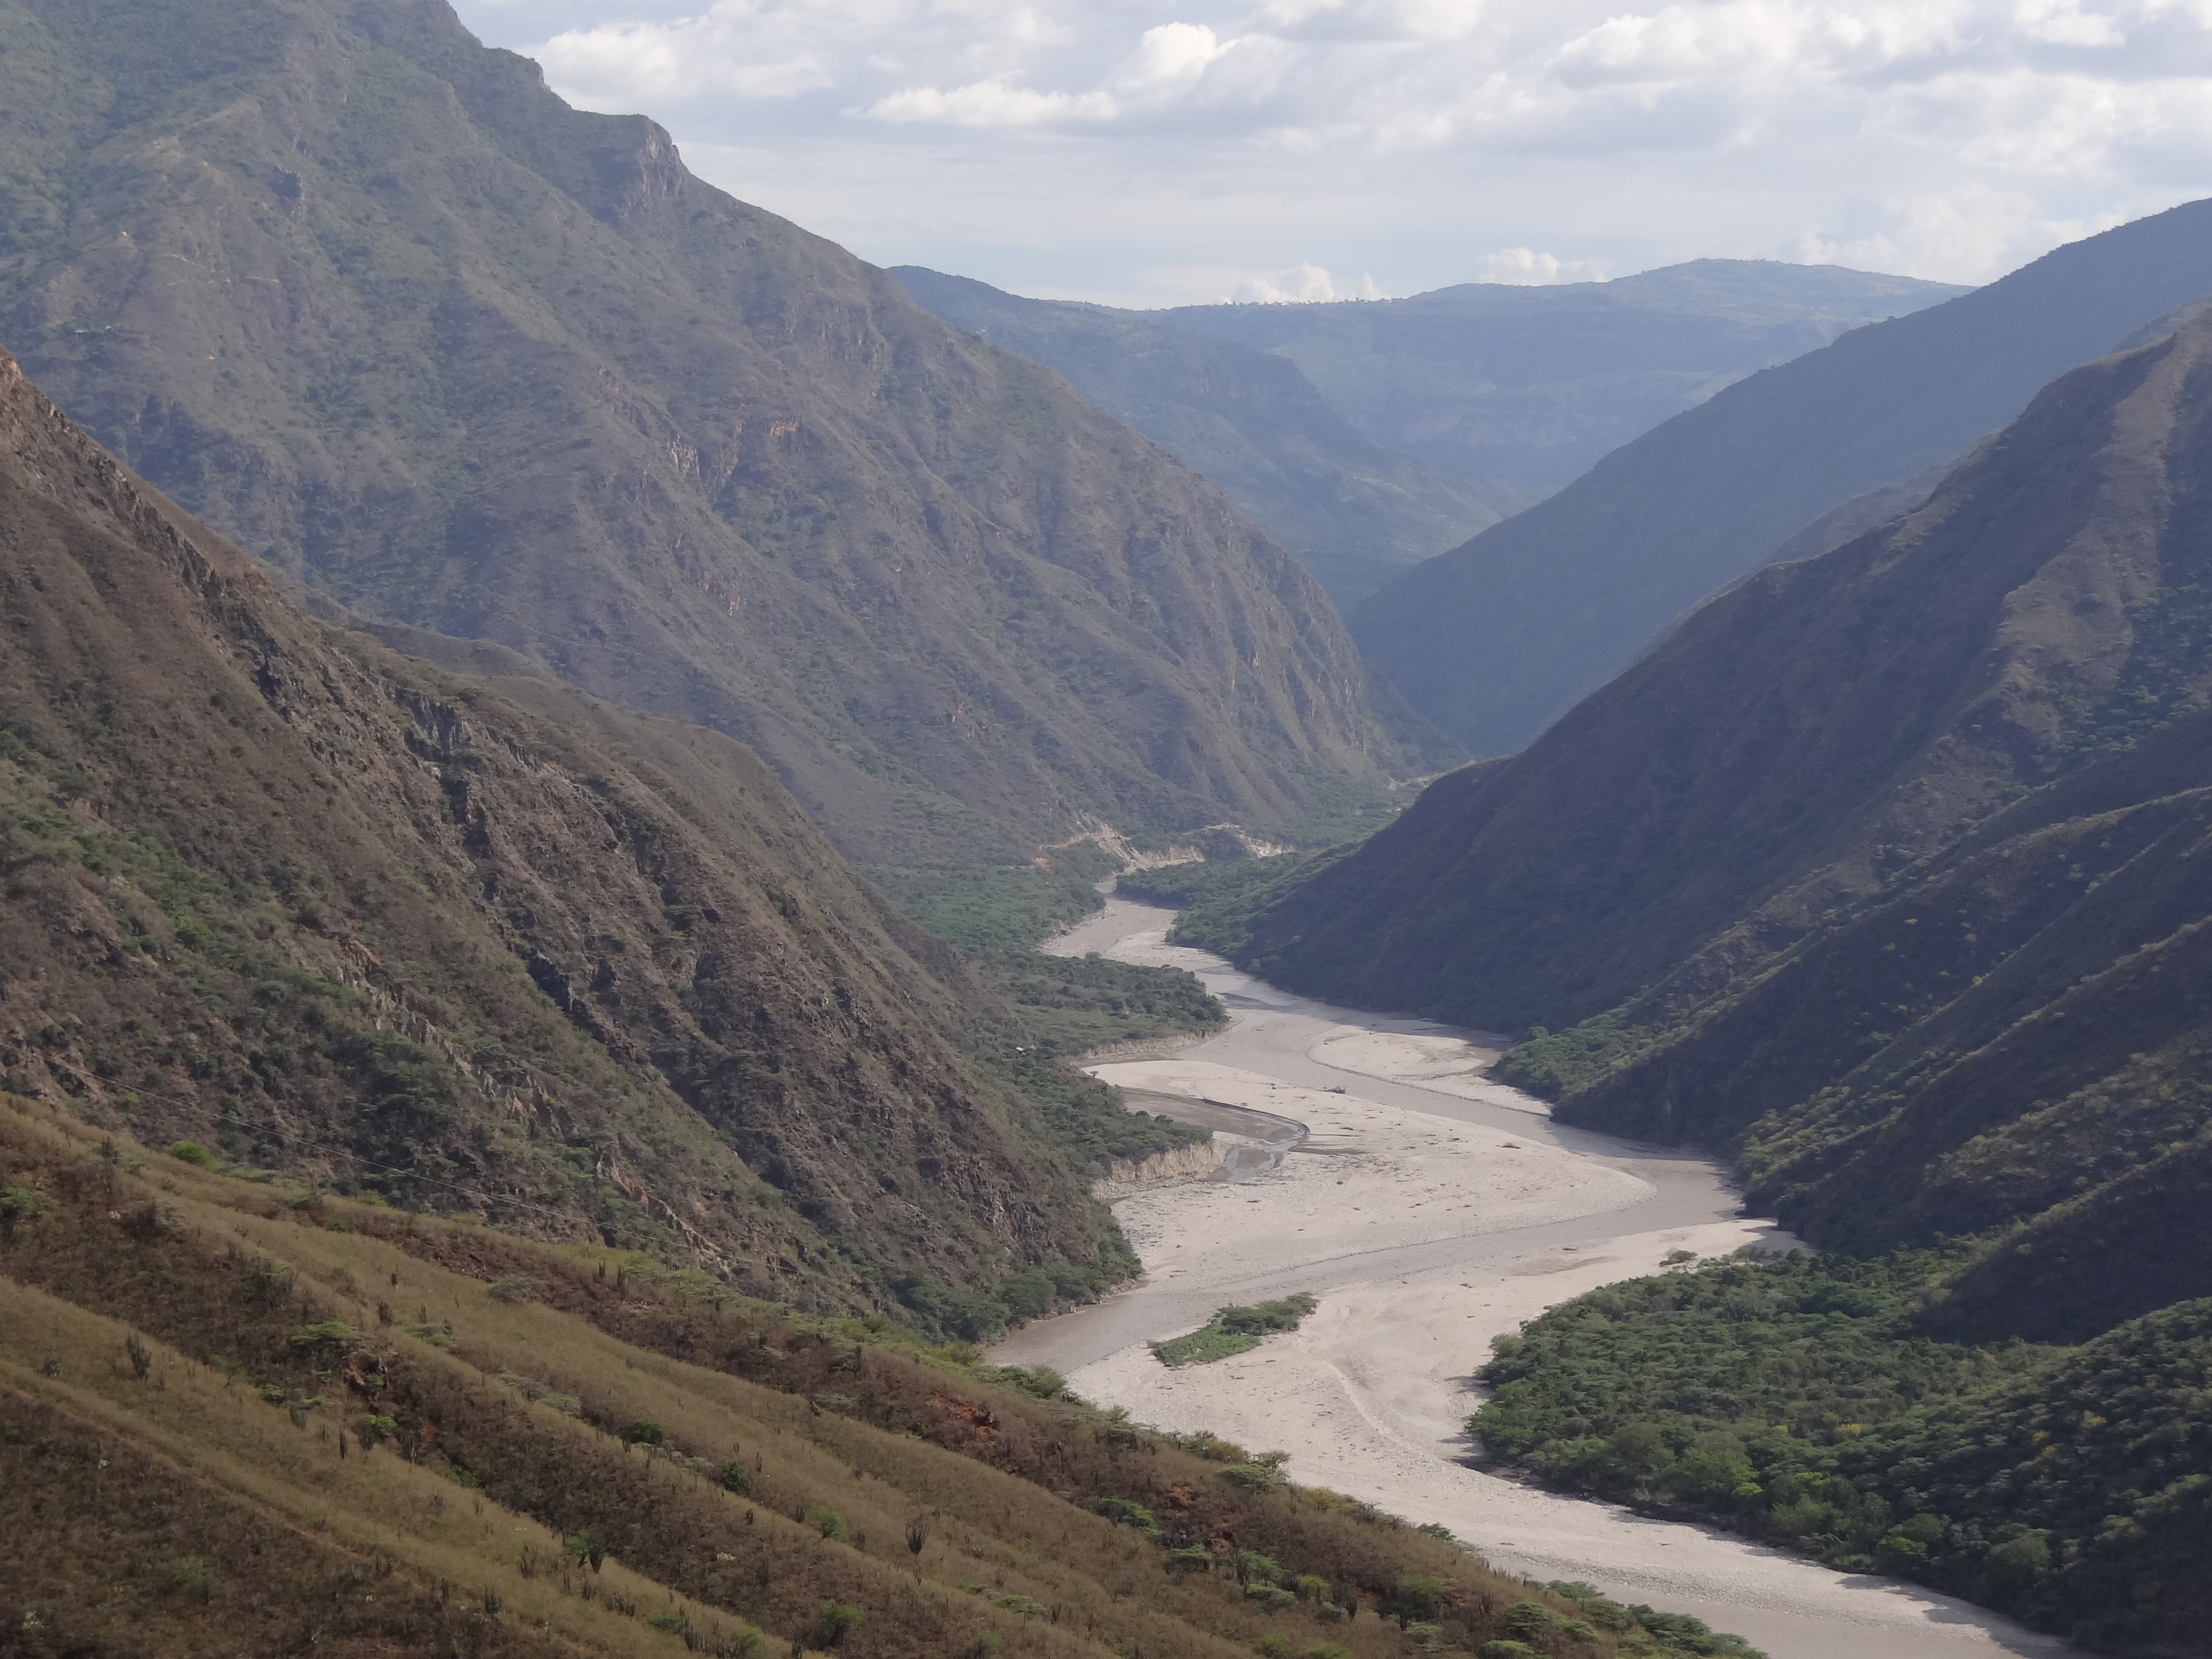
[0,0,1436,866]
[1356,199,2212,754]
[890,264,1518,605]
[1205,313,2212,1336]
[0,337,1161,1324]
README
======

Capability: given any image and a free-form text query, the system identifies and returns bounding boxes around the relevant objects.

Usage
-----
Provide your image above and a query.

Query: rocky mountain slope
[891,267,1517,606]
[1207,314,2212,1324]
[0,0,1436,867]
[0,341,1165,1326]
[1163,260,1963,497]
[1357,201,2212,754]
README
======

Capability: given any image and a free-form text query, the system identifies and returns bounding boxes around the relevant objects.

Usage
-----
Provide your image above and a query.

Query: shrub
[1218,1463,1285,1490]
[808,1506,850,1541]
[622,1419,670,1447]
[166,1140,216,1168]
[807,1602,864,1649]
[166,1558,211,1601]
[488,1275,541,1304]
[1503,1602,1566,1643]
[289,1321,359,1349]
[1153,1293,1316,1366]
[1095,1496,1161,1536]
[1379,1576,1449,1627]
[716,1462,753,1495]
[0,1183,43,1238]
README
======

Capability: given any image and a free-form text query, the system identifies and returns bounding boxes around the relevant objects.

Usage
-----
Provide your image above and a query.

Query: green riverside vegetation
[1475,1250,2212,1652]
[1153,1295,1319,1367]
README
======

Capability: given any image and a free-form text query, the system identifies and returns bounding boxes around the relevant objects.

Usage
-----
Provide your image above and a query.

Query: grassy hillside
[1473,1251,2212,1654]
[1355,203,2212,755]
[0,0,1439,868]
[0,1093,1766,1659]
[890,267,1516,606]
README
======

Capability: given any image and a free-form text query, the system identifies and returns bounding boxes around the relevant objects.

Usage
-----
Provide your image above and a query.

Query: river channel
[990,895,2072,1659]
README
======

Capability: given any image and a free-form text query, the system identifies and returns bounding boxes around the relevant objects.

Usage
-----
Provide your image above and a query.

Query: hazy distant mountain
[894,260,1960,606]
[890,267,1521,605]
[1208,313,2212,1332]
[0,0,1438,867]
[1162,260,1967,495]
[1358,201,2212,756]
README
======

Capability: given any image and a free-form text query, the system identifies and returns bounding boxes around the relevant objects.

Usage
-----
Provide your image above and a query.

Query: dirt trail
[991,896,2073,1659]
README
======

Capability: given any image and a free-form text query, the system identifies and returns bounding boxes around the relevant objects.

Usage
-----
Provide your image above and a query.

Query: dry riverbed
[991,895,2073,1659]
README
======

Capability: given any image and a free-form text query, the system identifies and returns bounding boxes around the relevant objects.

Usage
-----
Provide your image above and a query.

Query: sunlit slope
[0,342,1156,1317]
[0,1096,1765,1659]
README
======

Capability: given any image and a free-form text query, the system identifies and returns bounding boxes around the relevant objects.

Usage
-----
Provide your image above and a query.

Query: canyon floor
[991,894,2073,1659]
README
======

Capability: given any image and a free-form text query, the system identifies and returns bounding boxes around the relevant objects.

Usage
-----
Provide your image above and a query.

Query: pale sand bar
[994,896,2073,1659]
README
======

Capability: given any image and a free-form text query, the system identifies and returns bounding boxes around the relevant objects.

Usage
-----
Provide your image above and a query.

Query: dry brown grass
[0,1094,1739,1658]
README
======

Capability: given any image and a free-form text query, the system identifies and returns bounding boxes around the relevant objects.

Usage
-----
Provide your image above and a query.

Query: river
[990,895,2072,1659]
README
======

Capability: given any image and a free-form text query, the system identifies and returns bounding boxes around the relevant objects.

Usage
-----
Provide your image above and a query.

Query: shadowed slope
[1357,202,2212,754]
[1216,317,2212,1327]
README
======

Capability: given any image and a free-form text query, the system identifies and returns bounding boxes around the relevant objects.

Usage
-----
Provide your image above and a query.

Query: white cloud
[454,0,2212,304]
[1126,22,1234,90]
[1230,263,1386,301]
[866,79,1118,125]
[1472,247,1612,283]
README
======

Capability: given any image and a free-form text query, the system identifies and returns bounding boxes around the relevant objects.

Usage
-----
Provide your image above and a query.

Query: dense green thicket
[862,855,1222,1343]
[1122,849,1346,960]
[1475,1252,2212,1652]
[1153,1294,1318,1367]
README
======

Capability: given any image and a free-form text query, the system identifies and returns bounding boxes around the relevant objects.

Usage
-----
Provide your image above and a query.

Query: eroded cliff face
[0,345,1125,1313]
[0,0,1439,866]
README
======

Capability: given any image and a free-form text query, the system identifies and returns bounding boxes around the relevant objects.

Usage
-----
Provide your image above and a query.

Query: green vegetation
[1122,851,1346,960]
[1153,1295,1317,1367]
[1475,1250,2212,1652]
[1490,1014,1658,1099]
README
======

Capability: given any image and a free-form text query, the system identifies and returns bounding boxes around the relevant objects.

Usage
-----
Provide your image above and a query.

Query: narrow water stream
[991,896,2073,1659]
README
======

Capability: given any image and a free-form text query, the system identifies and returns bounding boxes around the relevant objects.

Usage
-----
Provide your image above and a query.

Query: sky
[449,1,2212,307]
